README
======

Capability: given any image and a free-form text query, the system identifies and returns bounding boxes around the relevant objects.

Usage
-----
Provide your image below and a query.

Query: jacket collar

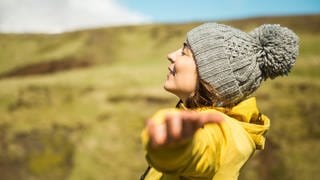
[177,97,270,149]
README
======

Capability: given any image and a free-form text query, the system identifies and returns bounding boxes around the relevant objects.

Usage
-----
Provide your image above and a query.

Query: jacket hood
[215,97,270,149]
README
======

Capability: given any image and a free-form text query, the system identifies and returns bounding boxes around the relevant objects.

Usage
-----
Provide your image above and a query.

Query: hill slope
[0,15,319,180]
[1,14,319,77]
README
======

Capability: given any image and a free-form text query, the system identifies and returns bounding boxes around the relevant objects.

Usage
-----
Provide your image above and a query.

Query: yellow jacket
[141,97,270,180]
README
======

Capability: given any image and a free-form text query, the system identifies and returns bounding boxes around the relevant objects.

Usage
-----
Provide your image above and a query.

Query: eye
[181,49,186,56]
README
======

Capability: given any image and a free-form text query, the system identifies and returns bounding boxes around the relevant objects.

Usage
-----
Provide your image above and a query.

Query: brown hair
[184,78,222,109]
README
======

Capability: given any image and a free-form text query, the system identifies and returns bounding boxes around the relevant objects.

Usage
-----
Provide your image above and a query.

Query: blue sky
[119,0,320,23]
[0,0,319,33]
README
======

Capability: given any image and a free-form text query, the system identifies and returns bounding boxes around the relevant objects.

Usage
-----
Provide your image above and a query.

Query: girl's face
[164,43,198,102]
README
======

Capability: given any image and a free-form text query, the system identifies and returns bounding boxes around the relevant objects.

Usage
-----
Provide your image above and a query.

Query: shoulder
[195,107,256,155]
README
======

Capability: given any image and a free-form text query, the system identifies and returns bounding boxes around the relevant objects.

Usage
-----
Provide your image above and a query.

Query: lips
[168,67,175,75]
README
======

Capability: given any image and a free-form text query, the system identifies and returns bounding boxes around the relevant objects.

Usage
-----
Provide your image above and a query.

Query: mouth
[168,67,176,76]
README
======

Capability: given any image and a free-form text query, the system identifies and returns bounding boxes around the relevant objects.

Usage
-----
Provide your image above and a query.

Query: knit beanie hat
[186,23,299,106]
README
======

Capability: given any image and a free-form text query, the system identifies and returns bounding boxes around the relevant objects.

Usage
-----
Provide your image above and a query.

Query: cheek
[173,61,197,92]
[175,72,197,92]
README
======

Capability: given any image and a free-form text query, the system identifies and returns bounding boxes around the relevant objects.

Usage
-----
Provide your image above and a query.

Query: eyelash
[181,50,186,56]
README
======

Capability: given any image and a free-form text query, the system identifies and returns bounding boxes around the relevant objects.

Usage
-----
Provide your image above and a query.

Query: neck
[180,98,187,105]
[177,93,194,108]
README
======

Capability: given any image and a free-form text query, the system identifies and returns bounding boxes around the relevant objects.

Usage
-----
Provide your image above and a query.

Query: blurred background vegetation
[0,15,319,180]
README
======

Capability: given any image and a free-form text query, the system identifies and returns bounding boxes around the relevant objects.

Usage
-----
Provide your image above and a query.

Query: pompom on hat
[186,23,299,106]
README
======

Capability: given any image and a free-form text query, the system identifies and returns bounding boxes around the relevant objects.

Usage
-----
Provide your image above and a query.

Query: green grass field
[0,15,319,180]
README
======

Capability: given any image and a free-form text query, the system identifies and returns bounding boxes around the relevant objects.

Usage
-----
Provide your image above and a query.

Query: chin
[164,85,179,98]
[163,83,174,92]
[163,84,171,92]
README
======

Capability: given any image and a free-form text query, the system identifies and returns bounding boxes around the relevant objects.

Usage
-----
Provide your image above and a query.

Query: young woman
[141,23,299,179]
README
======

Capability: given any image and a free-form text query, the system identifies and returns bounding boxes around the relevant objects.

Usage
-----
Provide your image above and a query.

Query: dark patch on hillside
[0,57,93,79]
[108,94,174,105]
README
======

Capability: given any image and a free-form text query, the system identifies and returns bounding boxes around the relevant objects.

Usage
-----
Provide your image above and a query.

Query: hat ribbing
[186,23,299,106]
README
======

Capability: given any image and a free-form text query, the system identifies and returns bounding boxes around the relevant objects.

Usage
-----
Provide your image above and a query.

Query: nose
[167,49,179,63]
[167,52,175,63]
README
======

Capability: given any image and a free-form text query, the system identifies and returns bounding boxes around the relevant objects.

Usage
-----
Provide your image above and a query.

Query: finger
[166,113,182,141]
[181,111,202,131]
[147,119,155,137]
[151,122,167,148]
[147,120,156,146]
[181,111,198,137]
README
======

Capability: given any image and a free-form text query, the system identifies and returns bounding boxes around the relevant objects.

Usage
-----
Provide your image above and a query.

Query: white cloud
[0,0,152,33]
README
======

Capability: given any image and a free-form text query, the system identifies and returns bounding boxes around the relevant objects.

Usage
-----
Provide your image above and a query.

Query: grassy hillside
[0,14,319,180]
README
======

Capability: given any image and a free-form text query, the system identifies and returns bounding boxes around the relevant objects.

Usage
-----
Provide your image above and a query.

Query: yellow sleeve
[141,108,228,178]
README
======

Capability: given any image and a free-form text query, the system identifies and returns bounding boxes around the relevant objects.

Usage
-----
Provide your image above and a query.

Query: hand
[147,111,223,148]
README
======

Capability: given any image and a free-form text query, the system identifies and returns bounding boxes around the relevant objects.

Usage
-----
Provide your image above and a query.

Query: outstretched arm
[147,110,223,149]
[142,109,225,176]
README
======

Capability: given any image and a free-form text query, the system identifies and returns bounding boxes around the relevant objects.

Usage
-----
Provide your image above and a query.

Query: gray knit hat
[186,23,299,106]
